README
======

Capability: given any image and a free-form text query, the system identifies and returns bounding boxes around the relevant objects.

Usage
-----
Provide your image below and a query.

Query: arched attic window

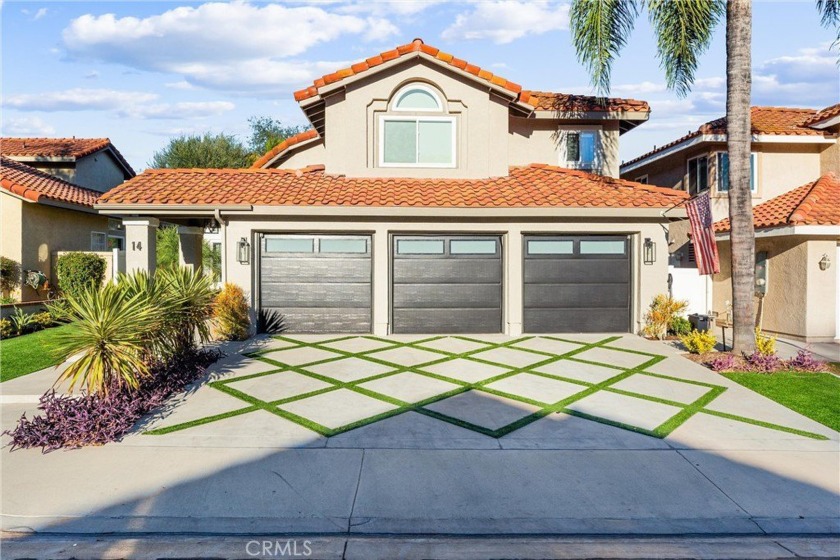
[380,83,455,167]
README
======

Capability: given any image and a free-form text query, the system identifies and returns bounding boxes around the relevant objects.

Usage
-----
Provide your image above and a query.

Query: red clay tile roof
[1,137,136,176]
[519,91,649,113]
[803,103,840,126]
[0,156,101,207]
[250,129,319,169]
[293,38,648,114]
[623,107,825,168]
[97,163,687,209]
[714,173,840,232]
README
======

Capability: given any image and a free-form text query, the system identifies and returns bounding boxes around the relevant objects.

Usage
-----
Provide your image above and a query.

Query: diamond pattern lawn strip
[143,405,260,435]
[557,408,659,438]
[699,409,828,440]
[652,385,727,437]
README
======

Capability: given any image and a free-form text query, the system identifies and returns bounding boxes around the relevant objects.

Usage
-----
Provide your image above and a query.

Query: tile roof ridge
[524,162,687,197]
[251,129,319,169]
[789,173,838,224]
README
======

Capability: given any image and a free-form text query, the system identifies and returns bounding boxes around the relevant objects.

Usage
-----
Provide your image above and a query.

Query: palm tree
[570,0,839,353]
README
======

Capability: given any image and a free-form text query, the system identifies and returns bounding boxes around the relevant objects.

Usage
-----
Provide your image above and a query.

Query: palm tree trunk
[726,0,756,354]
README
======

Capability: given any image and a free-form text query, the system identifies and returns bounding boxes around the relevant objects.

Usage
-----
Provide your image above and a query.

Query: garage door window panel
[266,237,315,254]
[450,239,498,255]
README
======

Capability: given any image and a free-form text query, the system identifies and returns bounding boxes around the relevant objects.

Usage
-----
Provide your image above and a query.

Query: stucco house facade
[97,39,687,336]
[620,104,840,341]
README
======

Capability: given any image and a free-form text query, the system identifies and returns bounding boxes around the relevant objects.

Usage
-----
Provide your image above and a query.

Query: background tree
[570,0,838,353]
[247,116,308,156]
[149,133,251,169]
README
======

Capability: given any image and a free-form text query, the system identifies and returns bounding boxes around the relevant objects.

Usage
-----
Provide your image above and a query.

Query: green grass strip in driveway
[144,405,260,435]
[699,409,829,440]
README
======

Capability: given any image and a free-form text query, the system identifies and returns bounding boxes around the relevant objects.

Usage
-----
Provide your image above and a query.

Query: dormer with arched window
[378,82,456,168]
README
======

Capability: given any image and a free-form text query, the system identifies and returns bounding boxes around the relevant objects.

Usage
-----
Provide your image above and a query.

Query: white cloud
[5,88,158,111]
[336,0,446,17]
[165,80,195,90]
[33,7,48,20]
[2,116,56,136]
[442,1,570,44]
[61,2,400,94]
[120,101,235,119]
[84,70,99,79]
[752,44,839,106]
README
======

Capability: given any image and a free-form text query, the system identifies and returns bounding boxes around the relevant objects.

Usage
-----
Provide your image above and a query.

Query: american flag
[686,192,720,275]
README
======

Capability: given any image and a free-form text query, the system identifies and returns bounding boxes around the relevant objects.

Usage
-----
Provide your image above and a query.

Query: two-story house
[0,138,135,302]
[97,39,687,336]
[620,105,840,342]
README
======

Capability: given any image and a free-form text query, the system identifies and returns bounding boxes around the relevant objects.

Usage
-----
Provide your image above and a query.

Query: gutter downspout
[214,208,227,284]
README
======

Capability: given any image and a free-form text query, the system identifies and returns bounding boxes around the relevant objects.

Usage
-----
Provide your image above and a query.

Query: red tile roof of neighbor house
[714,173,840,232]
[623,107,826,168]
[293,38,649,114]
[97,163,687,209]
[251,129,319,169]
[0,155,101,207]
[1,137,136,176]
[803,103,840,126]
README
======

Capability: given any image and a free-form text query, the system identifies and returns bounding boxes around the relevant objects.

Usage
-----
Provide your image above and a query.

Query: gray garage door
[392,235,502,334]
[260,234,371,333]
[523,235,631,333]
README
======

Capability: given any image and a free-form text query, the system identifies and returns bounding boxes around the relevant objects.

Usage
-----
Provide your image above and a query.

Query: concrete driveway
[2,333,838,537]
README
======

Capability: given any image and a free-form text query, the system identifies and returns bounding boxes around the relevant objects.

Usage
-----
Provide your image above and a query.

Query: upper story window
[716,152,757,194]
[564,130,598,169]
[687,155,708,196]
[379,83,456,168]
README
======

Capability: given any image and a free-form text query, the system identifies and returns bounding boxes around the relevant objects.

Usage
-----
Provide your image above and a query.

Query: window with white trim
[716,152,757,193]
[90,231,107,251]
[564,130,598,169]
[687,155,709,196]
[379,83,456,168]
[635,175,649,184]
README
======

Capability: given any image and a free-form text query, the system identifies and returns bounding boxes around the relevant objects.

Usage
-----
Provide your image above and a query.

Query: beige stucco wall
[276,59,627,179]
[217,214,670,336]
[0,192,24,299]
[713,235,838,341]
[73,152,128,192]
[13,200,111,301]
[818,127,839,175]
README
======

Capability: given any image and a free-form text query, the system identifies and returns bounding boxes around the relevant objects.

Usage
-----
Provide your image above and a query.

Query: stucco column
[177,226,203,273]
[123,218,159,275]
[372,227,390,336]
[506,228,523,336]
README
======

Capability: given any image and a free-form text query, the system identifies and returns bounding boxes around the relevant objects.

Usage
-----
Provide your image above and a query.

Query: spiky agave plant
[156,267,217,354]
[53,283,161,395]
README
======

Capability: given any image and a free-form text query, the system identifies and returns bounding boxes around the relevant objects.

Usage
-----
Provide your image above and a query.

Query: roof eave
[716,224,840,240]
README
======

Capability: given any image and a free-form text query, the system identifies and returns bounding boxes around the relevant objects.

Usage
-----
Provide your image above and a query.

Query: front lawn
[722,370,840,433]
[0,324,74,382]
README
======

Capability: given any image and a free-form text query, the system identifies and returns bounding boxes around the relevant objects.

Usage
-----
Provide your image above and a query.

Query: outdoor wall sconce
[237,237,251,264]
[819,254,831,271]
[643,238,656,265]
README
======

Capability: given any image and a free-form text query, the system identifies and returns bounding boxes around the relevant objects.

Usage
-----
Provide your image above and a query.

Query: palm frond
[647,0,725,97]
[570,0,641,95]
[816,0,840,51]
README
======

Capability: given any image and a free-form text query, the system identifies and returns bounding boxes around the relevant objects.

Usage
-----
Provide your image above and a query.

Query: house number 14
[132,241,142,251]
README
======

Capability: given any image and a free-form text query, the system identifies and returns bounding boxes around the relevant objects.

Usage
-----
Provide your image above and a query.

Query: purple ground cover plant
[704,348,829,374]
[3,348,220,452]
[786,349,829,372]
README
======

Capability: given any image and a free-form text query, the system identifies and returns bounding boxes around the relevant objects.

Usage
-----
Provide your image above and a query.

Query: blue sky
[2,1,838,171]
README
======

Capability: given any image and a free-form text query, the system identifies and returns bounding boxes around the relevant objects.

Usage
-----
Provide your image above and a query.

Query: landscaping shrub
[679,329,716,354]
[10,308,37,336]
[745,351,783,372]
[787,349,829,372]
[156,266,216,355]
[55,252,106,300]
[3,347,220,451]
[707,353,738,372]
[0,257,21,294]
[31,312,54,330]
[754,327,776,356]
[0,318,12,339]
[642,294,688,340]
[214,283,250,341]
[668,316,692,336]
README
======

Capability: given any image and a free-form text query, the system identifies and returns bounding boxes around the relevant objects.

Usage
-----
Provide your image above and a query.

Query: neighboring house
[0,156,127,301]
[620,104,840,341]
[97,38,687,336]
[2,137,135,192]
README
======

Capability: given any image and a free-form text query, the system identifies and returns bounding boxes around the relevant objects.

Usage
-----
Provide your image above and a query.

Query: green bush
[0,318,12,338]
[10,308,36,335]
[642,294,688,340]
[668,316,692,336]
[679,329,716,354]
[32,311,54,330]
[1,257,21,294]
[56,253,106,300]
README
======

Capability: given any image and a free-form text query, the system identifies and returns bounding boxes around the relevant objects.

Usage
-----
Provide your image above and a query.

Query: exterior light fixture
[643,238,656,265]
[237,237,251,264]
[819,254,831,271]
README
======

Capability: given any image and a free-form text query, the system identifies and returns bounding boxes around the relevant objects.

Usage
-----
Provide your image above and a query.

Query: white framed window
[90,231,107,251]
[716,152,758,194]
[391,83,443,112]
[379,116,456,168]
[564,130,598,169]
[635,175,649,184]
[687,155,709,196]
